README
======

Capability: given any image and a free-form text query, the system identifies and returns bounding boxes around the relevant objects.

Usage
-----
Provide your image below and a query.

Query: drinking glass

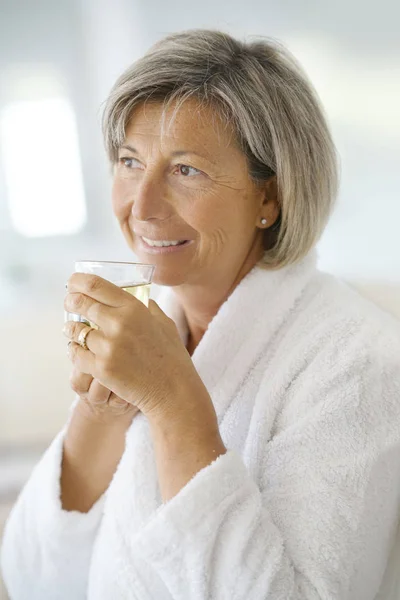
[64,260,156,327]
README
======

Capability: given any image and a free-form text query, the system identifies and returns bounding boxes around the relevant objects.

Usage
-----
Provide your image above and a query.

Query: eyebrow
[120,144,215,164]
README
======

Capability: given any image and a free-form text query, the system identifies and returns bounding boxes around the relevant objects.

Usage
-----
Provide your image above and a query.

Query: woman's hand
[63,273,204,421]
[68,366,140,425]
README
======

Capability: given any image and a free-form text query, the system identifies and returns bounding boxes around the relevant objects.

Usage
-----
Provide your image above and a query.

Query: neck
[173,241,265,353]
[177,283,222,353]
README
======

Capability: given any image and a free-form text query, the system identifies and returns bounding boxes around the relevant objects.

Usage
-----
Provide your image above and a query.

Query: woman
[2,29,400,600]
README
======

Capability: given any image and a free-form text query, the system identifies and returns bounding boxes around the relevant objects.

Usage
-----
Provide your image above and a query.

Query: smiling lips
[138,236,192,254]
[141,236,188,247]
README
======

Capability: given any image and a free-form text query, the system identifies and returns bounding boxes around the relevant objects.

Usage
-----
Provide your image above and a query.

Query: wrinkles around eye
[119,158,203,178]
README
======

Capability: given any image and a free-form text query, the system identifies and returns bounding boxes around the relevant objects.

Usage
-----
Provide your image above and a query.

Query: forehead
[124,98,237,155]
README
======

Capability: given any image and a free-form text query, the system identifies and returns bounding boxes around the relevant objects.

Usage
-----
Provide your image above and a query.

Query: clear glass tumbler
[64,260,156,327]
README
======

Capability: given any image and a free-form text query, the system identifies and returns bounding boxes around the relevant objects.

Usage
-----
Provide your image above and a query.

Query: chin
[150,265,189,287]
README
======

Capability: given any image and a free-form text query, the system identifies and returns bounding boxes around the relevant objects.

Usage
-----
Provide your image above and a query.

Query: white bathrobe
[2,249,400,600]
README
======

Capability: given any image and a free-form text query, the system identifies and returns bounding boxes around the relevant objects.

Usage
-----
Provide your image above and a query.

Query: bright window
[0,97,87,237]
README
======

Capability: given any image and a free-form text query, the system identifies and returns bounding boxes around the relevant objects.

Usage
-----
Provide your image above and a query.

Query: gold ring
[77,325,94,351]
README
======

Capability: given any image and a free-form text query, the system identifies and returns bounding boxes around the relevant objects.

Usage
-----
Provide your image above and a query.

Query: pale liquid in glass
[69,283,151,328]
[121,283,151,306]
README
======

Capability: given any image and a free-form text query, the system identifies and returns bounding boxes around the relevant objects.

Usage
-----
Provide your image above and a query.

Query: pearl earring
[260,218,267,226]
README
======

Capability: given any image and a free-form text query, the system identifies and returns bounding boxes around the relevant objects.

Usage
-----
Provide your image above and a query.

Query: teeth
[142,237,184,247]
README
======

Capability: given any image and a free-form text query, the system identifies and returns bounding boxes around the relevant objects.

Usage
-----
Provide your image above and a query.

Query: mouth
[138,236,193,254]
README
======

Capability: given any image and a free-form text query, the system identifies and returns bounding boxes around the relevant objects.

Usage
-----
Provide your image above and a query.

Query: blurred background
[0,0,399,596]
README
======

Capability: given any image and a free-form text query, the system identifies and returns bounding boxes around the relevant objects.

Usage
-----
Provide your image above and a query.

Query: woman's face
[112,98,278,288]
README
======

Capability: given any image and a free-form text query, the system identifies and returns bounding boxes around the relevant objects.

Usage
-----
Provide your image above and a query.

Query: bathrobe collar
[153,249,318,422]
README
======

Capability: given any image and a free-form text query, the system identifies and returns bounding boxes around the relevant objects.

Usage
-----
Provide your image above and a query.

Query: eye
[119,157,142,169]
[177,164,202,177]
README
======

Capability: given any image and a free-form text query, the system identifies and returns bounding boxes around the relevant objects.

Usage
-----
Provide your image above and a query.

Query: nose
[130,169,173,223]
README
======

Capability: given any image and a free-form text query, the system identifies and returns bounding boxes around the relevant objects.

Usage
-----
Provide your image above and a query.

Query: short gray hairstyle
[102,29,339,269]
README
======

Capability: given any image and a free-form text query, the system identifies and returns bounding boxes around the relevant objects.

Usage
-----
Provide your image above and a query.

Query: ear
[261,176,280,224]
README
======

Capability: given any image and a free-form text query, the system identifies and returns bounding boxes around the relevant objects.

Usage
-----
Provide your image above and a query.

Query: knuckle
[68,321,80,339]
[69,370,82,392]
[68,342,76,360]
[109,316,124,338]
[63,321,73,338]
[69,342,81,363]
[102,343,114,361]
[69,378,81,394]
[86,275,102,294]
[70,293,83,310]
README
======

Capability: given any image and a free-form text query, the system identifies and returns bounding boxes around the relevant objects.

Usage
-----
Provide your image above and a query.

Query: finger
[67,273,141,309]
[64,292,109,331]
[63,320,103,353]
[67,340,96,375]
[69,367,93,395]
[88,379,114,405]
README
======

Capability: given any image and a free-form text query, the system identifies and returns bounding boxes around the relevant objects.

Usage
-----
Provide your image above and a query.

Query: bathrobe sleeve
[130,338,400,600]
[1,397,106,600]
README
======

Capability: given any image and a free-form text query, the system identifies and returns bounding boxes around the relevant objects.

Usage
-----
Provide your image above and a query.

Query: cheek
[191,199,232,235]
[189,204,232,253]
[111,178,131,220]
[186,187,225,227]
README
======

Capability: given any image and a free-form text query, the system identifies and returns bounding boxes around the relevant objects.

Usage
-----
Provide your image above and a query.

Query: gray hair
[102,29,339,269]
